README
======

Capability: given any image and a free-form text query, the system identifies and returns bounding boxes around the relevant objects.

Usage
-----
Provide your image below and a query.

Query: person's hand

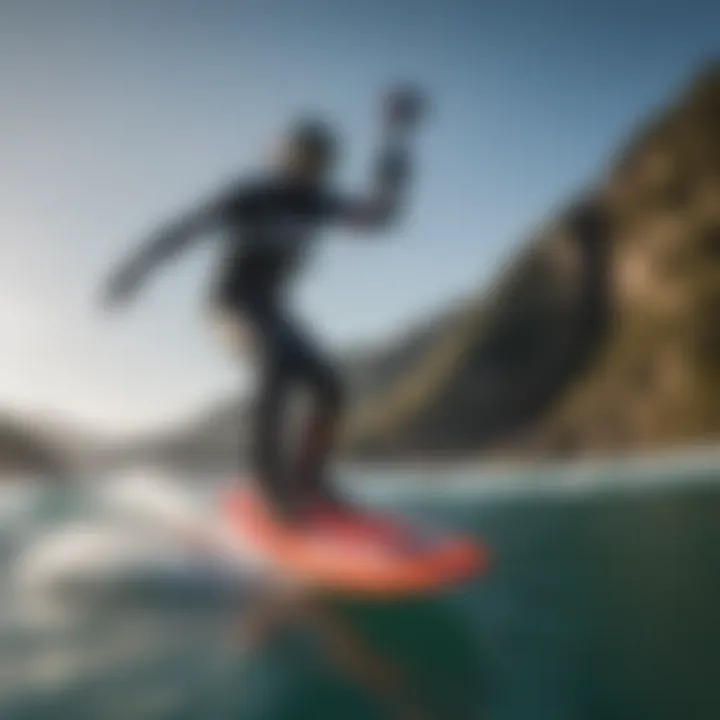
[383,85,426,131]
[100,262,145,310]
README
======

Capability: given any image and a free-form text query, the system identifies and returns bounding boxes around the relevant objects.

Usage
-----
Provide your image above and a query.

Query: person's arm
[100,188,235,308]
[340,87,425,231]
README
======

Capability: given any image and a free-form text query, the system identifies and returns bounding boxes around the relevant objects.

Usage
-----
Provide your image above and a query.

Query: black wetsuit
[209,176,352,509]
[212,176,347,306]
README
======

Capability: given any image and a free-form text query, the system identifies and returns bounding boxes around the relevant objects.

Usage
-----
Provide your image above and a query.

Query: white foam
[13,468,272,609]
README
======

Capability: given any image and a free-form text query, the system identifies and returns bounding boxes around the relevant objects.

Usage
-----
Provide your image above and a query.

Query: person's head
[276,118,338,184]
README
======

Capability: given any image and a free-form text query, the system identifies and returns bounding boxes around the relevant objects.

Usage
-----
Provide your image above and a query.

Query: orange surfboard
[223,483,491,598]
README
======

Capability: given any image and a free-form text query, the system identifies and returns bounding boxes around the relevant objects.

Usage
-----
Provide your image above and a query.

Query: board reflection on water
[2,460,719,719]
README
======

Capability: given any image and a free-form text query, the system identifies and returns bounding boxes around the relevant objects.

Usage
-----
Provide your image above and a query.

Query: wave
[12,468,269,613]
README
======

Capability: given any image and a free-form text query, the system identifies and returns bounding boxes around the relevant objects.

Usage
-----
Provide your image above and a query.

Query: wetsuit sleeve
[113,181,250,278]
[329,127,413,230]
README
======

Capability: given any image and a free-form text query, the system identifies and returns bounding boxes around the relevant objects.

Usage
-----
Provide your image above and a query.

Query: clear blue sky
[1,0,718,433]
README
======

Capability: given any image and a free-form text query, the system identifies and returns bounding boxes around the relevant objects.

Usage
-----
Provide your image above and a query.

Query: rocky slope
[528,64,720,456]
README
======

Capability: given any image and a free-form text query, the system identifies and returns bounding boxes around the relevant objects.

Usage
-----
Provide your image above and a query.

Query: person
[101,86,425,521]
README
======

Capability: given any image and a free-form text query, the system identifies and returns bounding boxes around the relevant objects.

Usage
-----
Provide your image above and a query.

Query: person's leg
[243,304,344,515]
[210,300,343,513]
[208,302,295,517]
[280,320,344,505]
[250,350,293,514]
[294,375,343,503]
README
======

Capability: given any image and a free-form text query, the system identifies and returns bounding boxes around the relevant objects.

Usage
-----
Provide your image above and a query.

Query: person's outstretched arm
[100,188,234,308]
[341,86,426,231]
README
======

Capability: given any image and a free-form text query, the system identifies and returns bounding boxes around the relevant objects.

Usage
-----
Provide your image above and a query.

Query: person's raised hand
[382,85,427,131]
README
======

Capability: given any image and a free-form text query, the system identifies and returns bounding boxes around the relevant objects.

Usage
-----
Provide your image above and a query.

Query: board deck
[223,483,491,597]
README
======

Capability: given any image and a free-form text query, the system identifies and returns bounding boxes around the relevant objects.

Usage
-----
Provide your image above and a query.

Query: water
[1,460,719,719]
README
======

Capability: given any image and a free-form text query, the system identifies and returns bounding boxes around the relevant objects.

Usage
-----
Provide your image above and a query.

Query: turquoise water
[2,459,719,719]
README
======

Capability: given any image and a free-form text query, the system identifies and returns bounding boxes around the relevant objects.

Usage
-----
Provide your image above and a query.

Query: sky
[1,0,718,435]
